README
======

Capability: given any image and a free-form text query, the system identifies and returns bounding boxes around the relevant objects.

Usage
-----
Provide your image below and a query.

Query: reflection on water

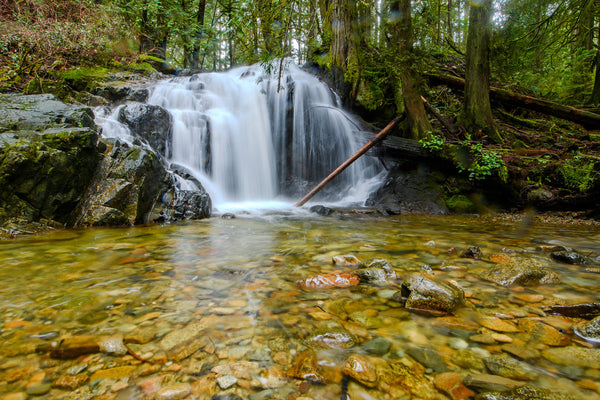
[0,215,599,399]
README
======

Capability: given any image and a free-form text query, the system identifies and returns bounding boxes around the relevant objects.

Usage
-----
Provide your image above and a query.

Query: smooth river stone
[342,354,378,388]
[297,272,360,290]
[518,318,569,346]
[484,355,538,381]
[159,321,206,361]
[478,317,519,333]
[542,346,600,369]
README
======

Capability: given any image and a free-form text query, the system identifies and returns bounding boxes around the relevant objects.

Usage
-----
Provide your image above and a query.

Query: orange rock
[4,320,30,330]
[434,372,475,400]
[479,317,519,333]
[297,272,360,290]
[490,254,512,264]
[518,318,570,346]
[514,293,544,303]
[433,316,480,331]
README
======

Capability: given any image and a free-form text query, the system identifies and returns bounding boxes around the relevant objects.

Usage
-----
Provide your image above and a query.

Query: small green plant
[457,141,506,181]
[419,134,444,152]
[560,155,597,192]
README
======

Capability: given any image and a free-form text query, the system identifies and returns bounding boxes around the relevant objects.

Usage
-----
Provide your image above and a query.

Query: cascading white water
[98,62,383,211]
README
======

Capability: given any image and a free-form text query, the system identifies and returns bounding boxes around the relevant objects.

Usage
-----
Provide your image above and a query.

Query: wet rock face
[118,102,173,158]
[482,257,560,287]
[365,163,448,214]
[73,139,210,226]
[0,94,101,227]
[397,272,465,315]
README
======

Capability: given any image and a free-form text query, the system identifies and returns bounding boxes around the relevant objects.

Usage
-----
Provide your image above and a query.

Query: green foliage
[456,141,506,181]
[560,154,598,192]
[419,134,445,152]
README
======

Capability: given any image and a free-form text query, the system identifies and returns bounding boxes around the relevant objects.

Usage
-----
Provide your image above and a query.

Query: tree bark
[591,50,600,105]
[189,0,207,69]
[389,0,432,140]
[425,73,600,130]
[463,0,501,142]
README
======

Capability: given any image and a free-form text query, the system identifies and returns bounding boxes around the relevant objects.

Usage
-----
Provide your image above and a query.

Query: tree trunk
[189,0,207,69]
[425,73,600,130]
[446,0,452,40]
[591,50,600,105]
[463,0,501,142]
[389,0,432,140]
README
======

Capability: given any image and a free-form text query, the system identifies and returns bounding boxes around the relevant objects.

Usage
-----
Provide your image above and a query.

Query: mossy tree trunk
[328,0,358,105]
[591,50,600,104]
[463,0,502,143]
[189,0,207,69]
[389,0,432,140]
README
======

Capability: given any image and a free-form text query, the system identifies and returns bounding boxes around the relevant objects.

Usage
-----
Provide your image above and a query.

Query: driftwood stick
[295,115,405,207]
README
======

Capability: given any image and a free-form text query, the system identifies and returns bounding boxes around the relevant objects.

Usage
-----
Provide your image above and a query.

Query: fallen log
[424,73,600,130]
[294,115,405,207]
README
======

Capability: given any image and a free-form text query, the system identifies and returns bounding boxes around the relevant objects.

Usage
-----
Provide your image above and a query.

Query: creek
[0,214,599,399]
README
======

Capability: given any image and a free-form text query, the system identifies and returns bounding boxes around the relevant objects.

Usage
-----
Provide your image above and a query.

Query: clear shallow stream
[1,214,599,400]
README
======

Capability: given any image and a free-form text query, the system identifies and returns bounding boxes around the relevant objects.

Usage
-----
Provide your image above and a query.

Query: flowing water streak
[96,62,383,211]
[147,62,382,208]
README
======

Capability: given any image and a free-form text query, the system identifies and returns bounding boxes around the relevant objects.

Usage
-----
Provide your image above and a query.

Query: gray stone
[484,354,538,381]
[482,258,559,287]
[406,345,448,373]
[361,337,391,356]
[118,102,172,158]
[397,272,465,315]
[99,336,128,356]
[216,375,238,390]
[26,383,52,396]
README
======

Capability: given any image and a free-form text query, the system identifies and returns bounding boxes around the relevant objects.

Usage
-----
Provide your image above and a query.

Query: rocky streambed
[0,215,599,400]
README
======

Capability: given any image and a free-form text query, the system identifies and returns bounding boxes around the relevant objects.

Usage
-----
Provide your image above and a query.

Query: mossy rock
[58,67,111,92]
[445,194,476,213]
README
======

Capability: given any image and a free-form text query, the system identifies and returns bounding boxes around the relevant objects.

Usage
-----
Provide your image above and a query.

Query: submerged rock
[482,257,559,287]
[395,272,465,315]
[342,354,378,388]
[542,346,600,369]
[308,326,357,349]
[544,302,600,319]
[309,205,334,216]
[484,354,538,381]
[288,350,325,383]
[332,254,363,266]
[297,272,360,290]
[475,385,577,400]
[550,251,592,266]
[574,316,600,344]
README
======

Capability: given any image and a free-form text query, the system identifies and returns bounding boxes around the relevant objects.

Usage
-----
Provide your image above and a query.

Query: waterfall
[97,62,383,211]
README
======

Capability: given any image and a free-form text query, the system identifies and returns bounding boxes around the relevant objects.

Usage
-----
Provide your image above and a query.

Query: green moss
[125,62,156,75]
[58,67,111,92]
[445,194,476,214]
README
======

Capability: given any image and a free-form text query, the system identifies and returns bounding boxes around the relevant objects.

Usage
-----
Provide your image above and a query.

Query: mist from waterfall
[98,62,383,212]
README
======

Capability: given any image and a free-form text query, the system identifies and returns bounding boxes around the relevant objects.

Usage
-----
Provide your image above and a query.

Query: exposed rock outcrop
[0,93,211,234]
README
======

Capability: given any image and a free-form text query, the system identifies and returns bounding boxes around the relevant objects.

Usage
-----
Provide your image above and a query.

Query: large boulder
[0,94,101,227]
[117,102,172,158]
[482,256,559,287]
[395,272,465,315]
[73,139,210,226]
